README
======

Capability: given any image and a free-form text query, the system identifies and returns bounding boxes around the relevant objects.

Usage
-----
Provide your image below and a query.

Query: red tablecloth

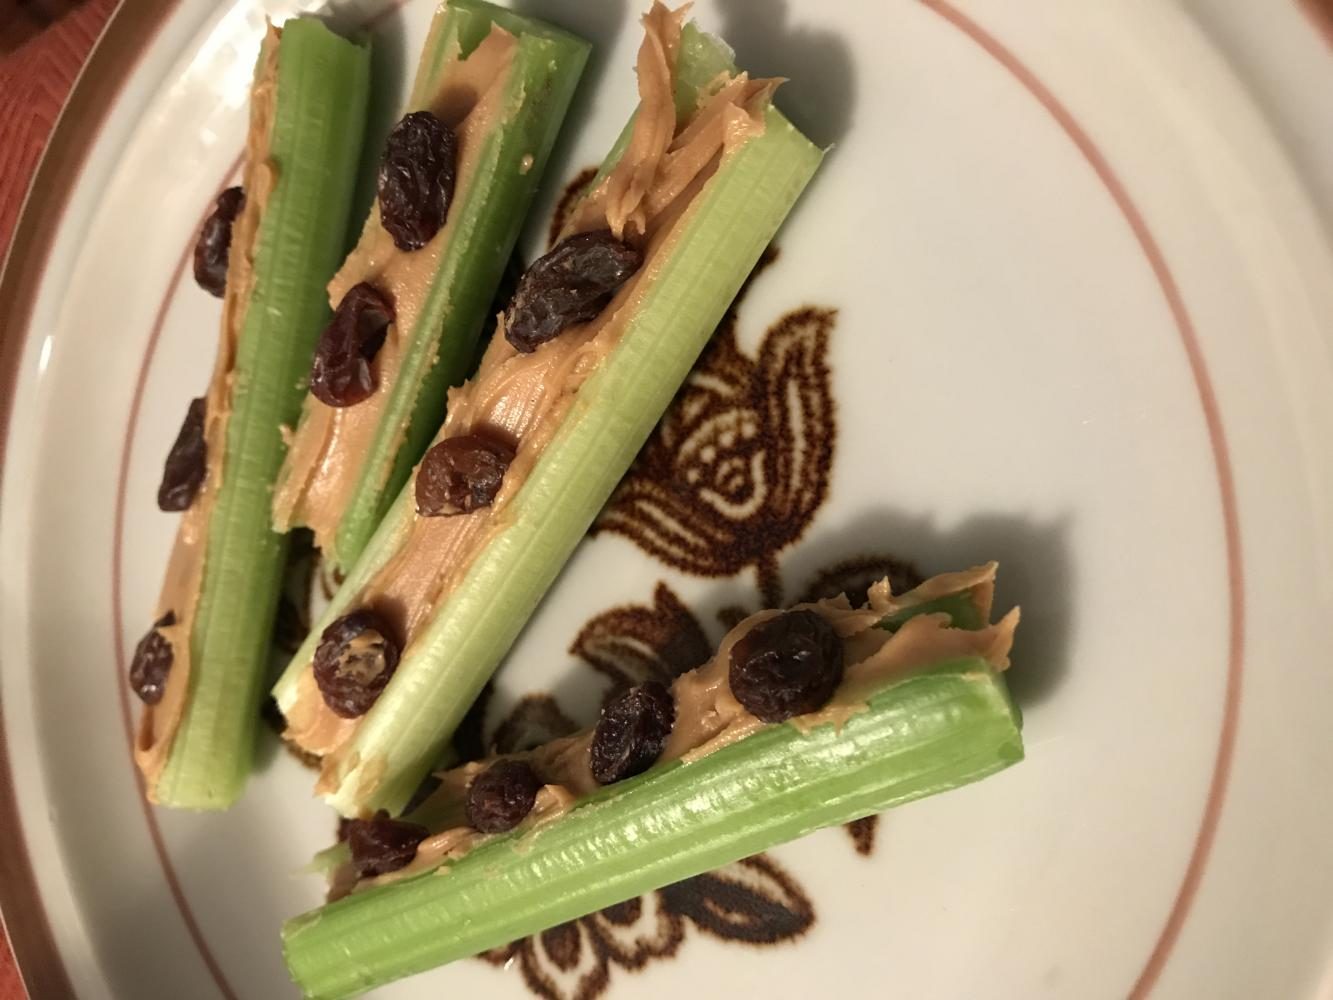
[1,4,119,995]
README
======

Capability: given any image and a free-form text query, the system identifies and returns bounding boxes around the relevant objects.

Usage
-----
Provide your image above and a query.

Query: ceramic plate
[4,1,1333,997]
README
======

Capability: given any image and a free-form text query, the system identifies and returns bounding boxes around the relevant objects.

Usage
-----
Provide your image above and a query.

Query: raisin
[465,759,542,834]
[378,111,457,252]
[157,397,207,512]
[589,681,675,785]
[311,610,400,718]
[728,610,844,723]
[346,811,429,877]
[415,431,516,517]
[129,611,176,704]
[504,230,642,353]
[193,186,244,297]
[309,283,395,408]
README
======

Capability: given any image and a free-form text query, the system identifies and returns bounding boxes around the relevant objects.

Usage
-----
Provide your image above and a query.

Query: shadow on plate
[509,0,632,198]
[775,506,1075,707]
[716,0,857,147]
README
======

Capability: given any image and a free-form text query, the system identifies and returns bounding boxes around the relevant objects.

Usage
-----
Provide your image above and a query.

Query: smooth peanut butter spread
[281,3,781,775]
[134,26,283,796]
[272,25,519,562]
[334,565,1018,894]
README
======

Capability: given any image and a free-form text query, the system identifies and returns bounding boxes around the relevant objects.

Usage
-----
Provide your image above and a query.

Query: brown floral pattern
[479,857,813,1000]
[594,248,837,607]
[570,583,711,703]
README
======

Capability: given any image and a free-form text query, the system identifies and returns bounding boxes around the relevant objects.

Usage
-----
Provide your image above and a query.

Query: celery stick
[154,20,370,809]
[277,0,591,570]
[283,658,1022,998]
[882,592,986,631]
[276,26,824,818]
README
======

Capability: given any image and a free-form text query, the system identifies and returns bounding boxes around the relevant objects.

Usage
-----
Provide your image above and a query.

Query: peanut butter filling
[281,3,780,779]
[272,26,519,564]
[134,26,283,797]
[336,565,1018,894]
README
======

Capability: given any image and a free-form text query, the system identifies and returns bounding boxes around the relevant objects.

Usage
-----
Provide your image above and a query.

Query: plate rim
[0,2,181,995]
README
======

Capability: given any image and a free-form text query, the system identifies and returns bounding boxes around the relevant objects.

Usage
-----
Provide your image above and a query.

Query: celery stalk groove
[155,20,369,809]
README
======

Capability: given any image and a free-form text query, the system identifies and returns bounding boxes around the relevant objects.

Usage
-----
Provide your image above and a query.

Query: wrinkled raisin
[309,283,395,408]
[193,186,244,297]
[504,230,642,353]
[415,431,516,516]
[729,610,844,723]
[589,681,675,785]
[378,111,457,252]
[157,397,207,512]
[346,811,429,877]
[129,611,176,705]
[465,759,542,834]
[311,610,400,718]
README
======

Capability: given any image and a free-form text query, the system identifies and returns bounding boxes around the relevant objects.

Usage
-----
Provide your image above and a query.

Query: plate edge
[0,0,181,996]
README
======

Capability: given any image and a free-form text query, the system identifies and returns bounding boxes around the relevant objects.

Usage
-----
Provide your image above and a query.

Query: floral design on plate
[570,582,712,702]
[594,248,838,608]
[479,857,813,1000]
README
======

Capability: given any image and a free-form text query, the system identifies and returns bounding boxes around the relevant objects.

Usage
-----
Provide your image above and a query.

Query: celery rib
[154,19,370,809]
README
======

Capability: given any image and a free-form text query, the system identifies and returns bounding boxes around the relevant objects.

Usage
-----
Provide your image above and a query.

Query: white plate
[3,1,1333,997]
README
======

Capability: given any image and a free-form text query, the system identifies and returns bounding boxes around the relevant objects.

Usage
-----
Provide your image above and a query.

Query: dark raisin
[504,230,642,353]
[346,811,429,877]
[309,282,395,408]
[415,431,516,516]
[465,759,542,834]
[728,610,844,723]
[589,681,675,785]
[129,611,176,705]
[378,111,457,252]
[311,610,400,718]
[193,186,244,297]
[157,397,207,511]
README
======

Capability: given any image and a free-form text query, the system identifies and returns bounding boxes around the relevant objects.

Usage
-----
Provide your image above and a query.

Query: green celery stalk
[882,591,986,631]
[153,19,370,809]
[282,658,1023,998]
[277,0,591,570]
[274,25,823,818]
